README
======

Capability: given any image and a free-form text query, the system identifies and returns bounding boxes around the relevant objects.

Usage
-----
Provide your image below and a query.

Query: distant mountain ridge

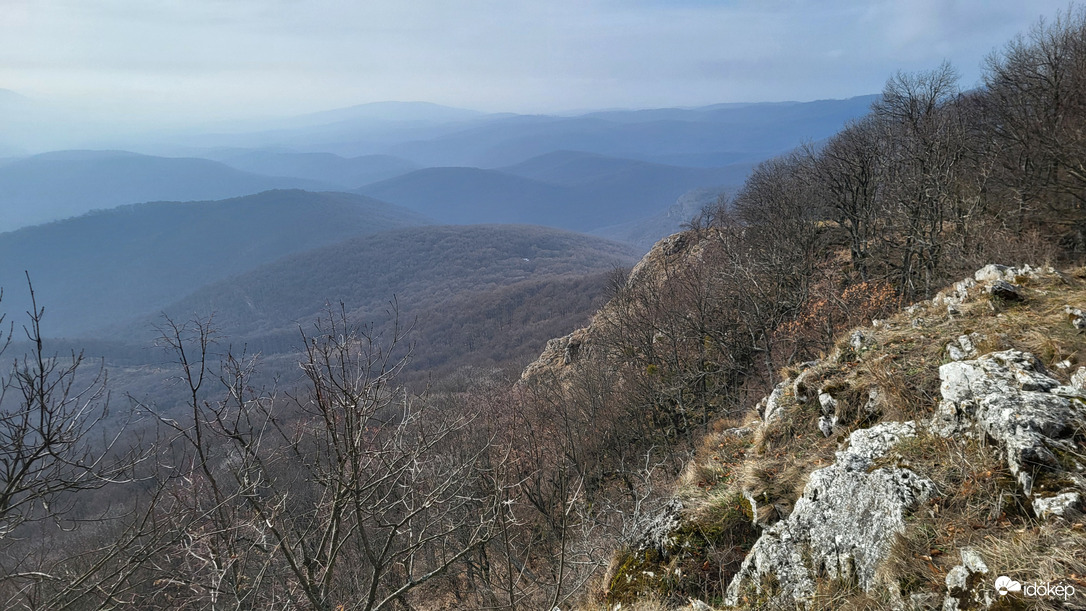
[0,150,331,231]
[0,189,430,336]
[372,95,878,167]
[215,151,420,189]
[356,151,747,232]
[153,96,877,168]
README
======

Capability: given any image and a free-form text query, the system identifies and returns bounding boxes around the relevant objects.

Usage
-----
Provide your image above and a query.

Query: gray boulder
[934,350,1086,519]
[725,422,935,608]
[758,378,791,425]
[986,280,1023,301]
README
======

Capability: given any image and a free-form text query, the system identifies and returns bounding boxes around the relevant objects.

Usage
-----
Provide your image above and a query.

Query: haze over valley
[0,93,876,350]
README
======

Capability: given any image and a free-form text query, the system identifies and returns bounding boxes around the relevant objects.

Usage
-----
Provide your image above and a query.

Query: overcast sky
[0,0,1074,122]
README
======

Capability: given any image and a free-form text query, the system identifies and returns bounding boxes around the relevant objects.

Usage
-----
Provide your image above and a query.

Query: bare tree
[147,305,503,610]
[872,62,968,297]
[804,116,884,281]
[0,279,166,610]
[983,7,1086,251]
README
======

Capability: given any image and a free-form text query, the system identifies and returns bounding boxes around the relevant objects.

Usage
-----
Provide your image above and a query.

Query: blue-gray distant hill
[374,96,879,167]
[0,190,430,337]
[215,151,419,189]
[355,151,748,231]
[0,150,332,230]
[163,97,876,168]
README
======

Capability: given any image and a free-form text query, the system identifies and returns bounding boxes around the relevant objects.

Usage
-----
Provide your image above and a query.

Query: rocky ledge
[624,264,1086,610]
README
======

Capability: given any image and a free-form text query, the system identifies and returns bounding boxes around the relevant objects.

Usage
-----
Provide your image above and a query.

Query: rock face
[934,350,1086,520]
[725,422,936,607]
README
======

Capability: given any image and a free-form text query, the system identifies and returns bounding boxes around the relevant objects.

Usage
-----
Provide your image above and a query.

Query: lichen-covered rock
[946,333,981,362]
[817,391,838,437]
[758,378,791,425]
[934,350,1086,519]
[941,548,993,610]
[973,263,1047,284]
[724,422,935,608]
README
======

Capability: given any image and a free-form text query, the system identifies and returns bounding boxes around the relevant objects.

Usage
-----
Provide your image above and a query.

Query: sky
[0,0,1076,123]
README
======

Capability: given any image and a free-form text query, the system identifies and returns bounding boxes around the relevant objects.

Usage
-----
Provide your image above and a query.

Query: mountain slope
[355,167,580,226]
[0,189,430,337]
[593,264,1086,609]
[135,225,639,352]
[0,150,331,230]
[216,151,419,188]
[356,158,744,233]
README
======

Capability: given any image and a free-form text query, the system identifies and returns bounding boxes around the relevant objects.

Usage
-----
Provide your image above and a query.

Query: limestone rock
[723,426,753,438]
[933,277,978,315]
[817,391,838,437]
[519,328,591,382]
[1032,491,1083,521]
[946,334,981,362]
[758,379,791,425]
[850,330,869,352]
[637,499,684,552]
[941,548,993,611]
[934,350,1086,518]
[724,422,935,608]
[973,263,1046,284]
[1072,367,1086,391]
[791,362,819,404]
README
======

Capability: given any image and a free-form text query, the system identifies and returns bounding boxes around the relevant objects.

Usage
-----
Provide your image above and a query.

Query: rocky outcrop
[934,349,1086,520]
[581,260,1086,609]
[518,327,592,382]
[725,422,936,608]
[972,263,1049,284]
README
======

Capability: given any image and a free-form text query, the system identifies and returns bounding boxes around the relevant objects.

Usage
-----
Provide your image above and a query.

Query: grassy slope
[606,268,1086,610]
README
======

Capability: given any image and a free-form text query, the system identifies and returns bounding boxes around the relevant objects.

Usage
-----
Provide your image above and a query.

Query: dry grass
[882,435,1028,596]
[604,267,1086,610]
[976,526,1086,611]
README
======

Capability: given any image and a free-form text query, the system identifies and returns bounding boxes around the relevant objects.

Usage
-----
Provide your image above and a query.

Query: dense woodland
[3,8,1086,610]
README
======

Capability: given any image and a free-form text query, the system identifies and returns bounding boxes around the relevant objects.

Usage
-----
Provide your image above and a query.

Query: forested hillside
[0,189,431,336]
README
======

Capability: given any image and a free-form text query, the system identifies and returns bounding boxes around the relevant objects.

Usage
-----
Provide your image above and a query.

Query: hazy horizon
[0,0,1075,128]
